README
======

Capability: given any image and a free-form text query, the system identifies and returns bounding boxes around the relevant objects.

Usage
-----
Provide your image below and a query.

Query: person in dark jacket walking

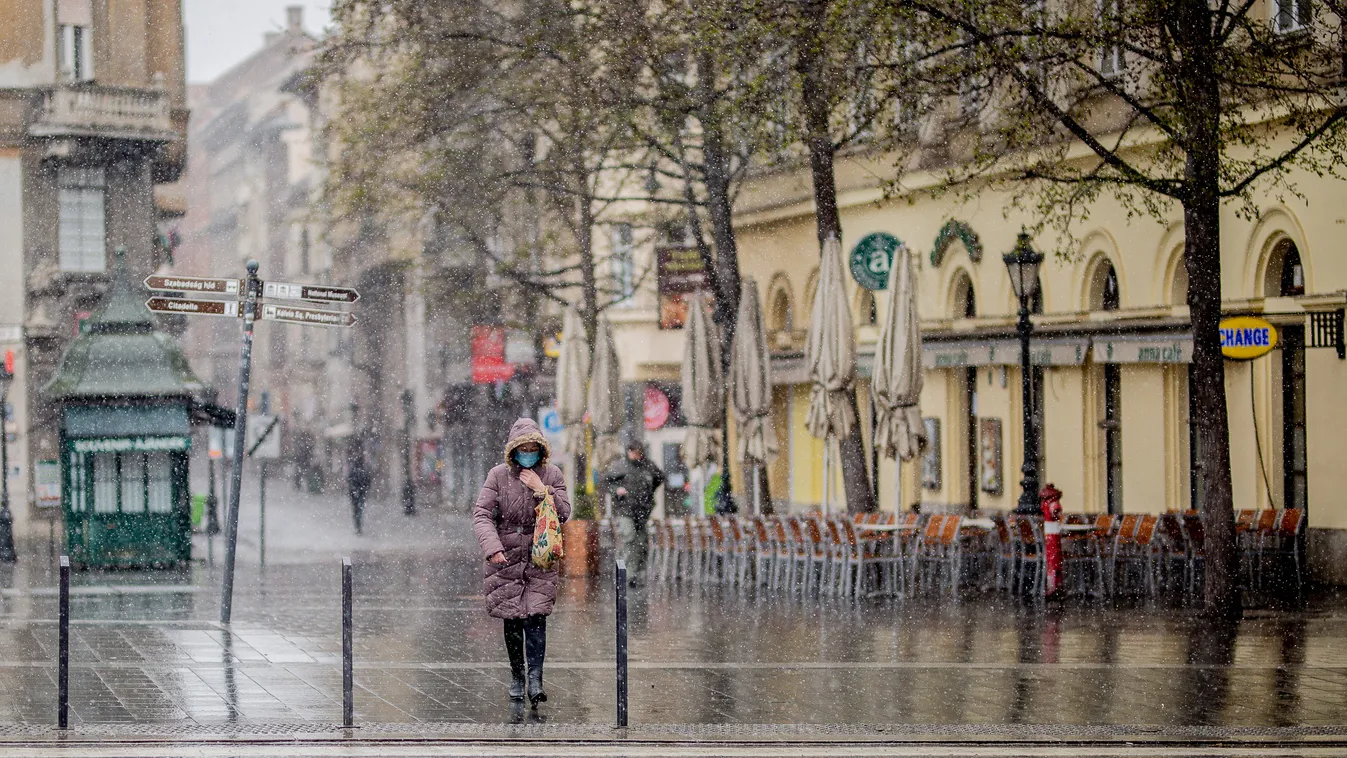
[472,419,571,706]
[605,439,664,586]
[346,448,373,536]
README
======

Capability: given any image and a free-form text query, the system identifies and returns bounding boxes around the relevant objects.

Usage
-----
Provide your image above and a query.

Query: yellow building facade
[730,146,1347,585]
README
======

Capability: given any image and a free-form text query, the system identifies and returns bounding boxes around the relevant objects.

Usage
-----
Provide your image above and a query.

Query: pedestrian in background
[605,439,664,586]
[472,418,571,707]
[346,447,372,536]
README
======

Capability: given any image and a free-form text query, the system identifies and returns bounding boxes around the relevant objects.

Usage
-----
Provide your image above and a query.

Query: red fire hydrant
[1040,483,1063,596]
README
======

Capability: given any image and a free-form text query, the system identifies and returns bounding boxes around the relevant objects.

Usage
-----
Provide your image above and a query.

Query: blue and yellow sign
[1219,316,1278,360]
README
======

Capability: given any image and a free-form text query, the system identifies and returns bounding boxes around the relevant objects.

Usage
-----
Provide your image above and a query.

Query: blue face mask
[513,450,541,469]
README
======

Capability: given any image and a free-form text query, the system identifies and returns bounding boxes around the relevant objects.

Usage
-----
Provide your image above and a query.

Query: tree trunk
[1177,0,1240,616]
[796,5,876,514]
[576,191,599,348]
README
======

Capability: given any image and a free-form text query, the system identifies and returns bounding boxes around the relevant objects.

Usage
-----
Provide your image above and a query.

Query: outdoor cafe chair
[1181,511,1206,596]
[821,518,847,596]
[835,519,889,598]
[1011,515,1045,597]
[1114,514,1161,596]
[747,517,774,587]
[1156,513,1191,596]
[1257,508,1306,593]
[802,518,830,596]
[707,517,730,584]
[1244,509,1277,585]
[914,513,945,593]
[767,517,795,591]
[1061,513,1112,597]
[994,516,1017,591]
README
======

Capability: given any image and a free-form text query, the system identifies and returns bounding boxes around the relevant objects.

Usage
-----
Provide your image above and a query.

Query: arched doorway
[952,272,978,508]
[1267,240,1308,511]
[1089,259,1123,514]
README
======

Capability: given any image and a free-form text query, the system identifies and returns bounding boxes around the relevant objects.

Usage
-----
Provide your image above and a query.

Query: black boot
[504,620,526,702]
[524,616,547,706]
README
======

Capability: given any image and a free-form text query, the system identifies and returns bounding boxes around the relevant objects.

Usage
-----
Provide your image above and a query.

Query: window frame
[1271,0,1312,34]
[57,165,107,273]
[1098,0,1126,79]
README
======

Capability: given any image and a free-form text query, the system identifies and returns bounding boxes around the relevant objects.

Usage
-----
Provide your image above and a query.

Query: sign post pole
[220,260,260,625]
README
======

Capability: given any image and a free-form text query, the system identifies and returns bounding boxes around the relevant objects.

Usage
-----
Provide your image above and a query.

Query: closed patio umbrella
[682,292,724,516]
[730,279,776,514]
[556,307,590,458]
[588,314,624,474]
[805,235,857,515]
[873,242,927,465]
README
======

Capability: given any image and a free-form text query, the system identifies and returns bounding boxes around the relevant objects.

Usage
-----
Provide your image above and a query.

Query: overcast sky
[183,0,332,84]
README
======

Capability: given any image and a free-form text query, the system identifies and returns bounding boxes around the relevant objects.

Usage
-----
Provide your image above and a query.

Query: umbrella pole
[753,465,761,516]
[822,444,830,517]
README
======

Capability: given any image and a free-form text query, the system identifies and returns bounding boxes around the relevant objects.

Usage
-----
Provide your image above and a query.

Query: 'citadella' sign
[1219,316,1279,360]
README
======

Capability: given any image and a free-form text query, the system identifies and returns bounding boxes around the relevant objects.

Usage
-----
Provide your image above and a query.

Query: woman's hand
[518,469,547,496]
[488,552,507,565]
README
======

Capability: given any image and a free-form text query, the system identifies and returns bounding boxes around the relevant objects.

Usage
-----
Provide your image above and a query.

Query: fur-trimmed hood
[503,418,552,468]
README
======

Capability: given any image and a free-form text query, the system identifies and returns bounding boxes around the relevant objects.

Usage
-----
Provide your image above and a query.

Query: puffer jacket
[604,455,664,521]
[472,418,571,619]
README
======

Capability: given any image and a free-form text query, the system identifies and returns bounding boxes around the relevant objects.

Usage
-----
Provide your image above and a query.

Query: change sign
[1220,316,1278,360]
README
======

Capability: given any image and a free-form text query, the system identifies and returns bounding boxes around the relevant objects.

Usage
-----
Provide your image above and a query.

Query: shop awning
[1092,334,1193,364]
[920,338,1090,368]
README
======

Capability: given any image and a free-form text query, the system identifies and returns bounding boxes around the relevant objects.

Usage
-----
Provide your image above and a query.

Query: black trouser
[349,492,366,534]
[503,615,547,702]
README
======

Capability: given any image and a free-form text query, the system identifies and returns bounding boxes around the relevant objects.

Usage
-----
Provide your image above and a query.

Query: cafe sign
[1220,316,1278,360]
[849,233,903,290]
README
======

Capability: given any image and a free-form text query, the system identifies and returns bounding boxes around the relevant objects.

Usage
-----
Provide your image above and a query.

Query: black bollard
[615,559,628,728]
[58,555,69,729]
[342,556,353,728]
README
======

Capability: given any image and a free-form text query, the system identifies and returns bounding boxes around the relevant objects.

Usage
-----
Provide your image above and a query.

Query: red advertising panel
[471,326,515,384]
[643,385,670,430]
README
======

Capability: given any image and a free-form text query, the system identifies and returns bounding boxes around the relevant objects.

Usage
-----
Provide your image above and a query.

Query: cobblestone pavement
[2,478,1347,740]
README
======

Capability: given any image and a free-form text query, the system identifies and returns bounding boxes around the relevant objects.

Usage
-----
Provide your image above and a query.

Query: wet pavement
[2,479,1347,737]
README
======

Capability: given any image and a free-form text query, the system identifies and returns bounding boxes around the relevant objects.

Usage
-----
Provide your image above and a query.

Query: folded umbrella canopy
[730,279,776,514]
[587,314,624,472]
[873,241,927,462]
[681,291,724,469]
[555,307,590,457]
[805,236,857,514]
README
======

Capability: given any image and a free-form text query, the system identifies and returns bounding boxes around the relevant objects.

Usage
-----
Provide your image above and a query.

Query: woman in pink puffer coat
[472,418,571,706]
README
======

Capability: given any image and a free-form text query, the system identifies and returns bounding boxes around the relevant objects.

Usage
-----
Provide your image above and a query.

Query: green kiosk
[44,250,207,568]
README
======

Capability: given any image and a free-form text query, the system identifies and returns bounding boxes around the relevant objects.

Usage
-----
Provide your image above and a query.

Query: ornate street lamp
[0,352,16,562]
[1003,232,1044,516]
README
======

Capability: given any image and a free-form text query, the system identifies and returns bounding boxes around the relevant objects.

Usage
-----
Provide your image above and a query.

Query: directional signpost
[146,297,240,318]
[143,265,359,624]
[262,281,360,304]
[260,303,357,328]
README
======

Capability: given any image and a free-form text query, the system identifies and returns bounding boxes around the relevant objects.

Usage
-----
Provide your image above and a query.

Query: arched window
[952,272,976,318]
[1264,239,1305,297]
[767,281,793,333]
[1088,258,1120,311]
[1172,259,1189,306]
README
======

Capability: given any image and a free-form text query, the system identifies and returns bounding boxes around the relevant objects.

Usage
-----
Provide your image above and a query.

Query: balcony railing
[29,85,176,141]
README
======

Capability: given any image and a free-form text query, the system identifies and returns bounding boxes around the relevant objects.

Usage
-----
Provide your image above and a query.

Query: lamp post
[1003,232,1044,516]
[0,354,15,562]
[401,389,416,516]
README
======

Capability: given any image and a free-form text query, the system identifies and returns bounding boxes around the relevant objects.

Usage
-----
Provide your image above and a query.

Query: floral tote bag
[531,490,564,570]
